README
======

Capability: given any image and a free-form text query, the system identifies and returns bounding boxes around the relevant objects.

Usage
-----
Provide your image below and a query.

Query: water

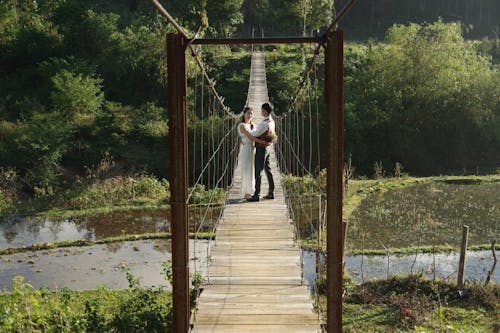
[288,181,499,249]
[302,249,500,290]
[0,207,221,249]
[347,181,500,249]
[0,239,211,291]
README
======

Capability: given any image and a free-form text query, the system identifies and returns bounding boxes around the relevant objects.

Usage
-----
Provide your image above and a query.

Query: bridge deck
[191,53,320,332]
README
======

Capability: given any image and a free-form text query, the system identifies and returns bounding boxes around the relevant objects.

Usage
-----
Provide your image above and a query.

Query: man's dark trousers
[254,145,274,196]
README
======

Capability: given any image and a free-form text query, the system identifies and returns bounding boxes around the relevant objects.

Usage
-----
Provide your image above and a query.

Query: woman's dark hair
[241,107,253,127]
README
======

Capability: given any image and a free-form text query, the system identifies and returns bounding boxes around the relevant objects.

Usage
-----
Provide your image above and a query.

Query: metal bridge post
[167,33,190,333]
[325,29,344,333]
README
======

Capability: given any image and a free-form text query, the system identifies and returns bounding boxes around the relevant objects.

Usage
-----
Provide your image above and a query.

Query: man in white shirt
[247,102,275,202]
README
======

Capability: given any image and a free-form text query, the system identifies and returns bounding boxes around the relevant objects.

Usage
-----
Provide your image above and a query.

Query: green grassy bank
[283,174,500,252]
[315,275,499,333]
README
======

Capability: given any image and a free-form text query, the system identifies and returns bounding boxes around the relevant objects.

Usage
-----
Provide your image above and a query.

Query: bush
[0,166,18,195]
[188,184,226,206]
[0,276,173,333]
[282,171,325,195]
[63,175,170,210]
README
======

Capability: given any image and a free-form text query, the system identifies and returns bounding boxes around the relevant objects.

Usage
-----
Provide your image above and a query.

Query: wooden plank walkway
[191,53,320,333]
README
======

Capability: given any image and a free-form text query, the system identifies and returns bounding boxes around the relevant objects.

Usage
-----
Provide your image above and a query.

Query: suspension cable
[150,0,239,119]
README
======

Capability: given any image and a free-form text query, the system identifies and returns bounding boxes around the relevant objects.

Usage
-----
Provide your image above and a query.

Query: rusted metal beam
[167,33,189,333]
[325,30,344,333]
[191,37,322,45]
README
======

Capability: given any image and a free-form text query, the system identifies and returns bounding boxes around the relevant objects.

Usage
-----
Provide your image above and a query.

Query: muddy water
[1,240,497,292]
[0,239,211,291]
[0,208,220,249]
[302,249,500,290]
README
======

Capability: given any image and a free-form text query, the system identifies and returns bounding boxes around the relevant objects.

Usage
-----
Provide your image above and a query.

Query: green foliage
[394,162,404,178]
[162,261,173,285]
[373,161,385,179]
[239,0,334,37]
[0,190,12,215]
[283,173,500,251]
[122,264,140,289]
[188,184,226,206]
[282,172,325,194]
[265,59,303,114]
[0,167,19,204]
[0,276,173,333]
[50,70,104,124]
[1,1,499,211]
[314,275,499,332]
[191,271,206,290]
[8,111,72,190]
[205,0,244,36]
[345,20,500,174]
[334,0,499,40]
[0,1,171,192]
[63,175,170,210]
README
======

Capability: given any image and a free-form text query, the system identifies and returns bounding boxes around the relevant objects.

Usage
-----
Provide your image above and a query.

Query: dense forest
[0,0,499,202]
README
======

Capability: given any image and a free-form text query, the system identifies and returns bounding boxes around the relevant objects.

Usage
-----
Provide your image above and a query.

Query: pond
[0,239,211,291]
[347,181,499,250]
[287,181,499,249]
[0,207,221,249]
[1,240,496,292]
[302,249,499,289]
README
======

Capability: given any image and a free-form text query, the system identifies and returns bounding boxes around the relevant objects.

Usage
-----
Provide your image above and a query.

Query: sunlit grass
[283,174,500,251]
[316,275,499,333]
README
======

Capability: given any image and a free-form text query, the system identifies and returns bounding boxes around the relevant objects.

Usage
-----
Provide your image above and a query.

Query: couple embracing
[237,103,276,202]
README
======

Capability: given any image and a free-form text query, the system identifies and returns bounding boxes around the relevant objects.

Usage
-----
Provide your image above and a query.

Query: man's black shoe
[246,195,260,202]
[263,194,274,200]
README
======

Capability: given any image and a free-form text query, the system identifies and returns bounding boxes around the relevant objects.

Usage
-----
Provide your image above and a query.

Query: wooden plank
[199,284,311,294]
[206,277,303,285]
[191,324,319,333]
[194,314,318,325]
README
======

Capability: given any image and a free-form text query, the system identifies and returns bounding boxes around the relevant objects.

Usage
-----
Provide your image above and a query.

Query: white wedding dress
[237,123,255,195]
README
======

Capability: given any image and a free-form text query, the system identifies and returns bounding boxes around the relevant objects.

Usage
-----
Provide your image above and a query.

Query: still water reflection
[0,208,220,249]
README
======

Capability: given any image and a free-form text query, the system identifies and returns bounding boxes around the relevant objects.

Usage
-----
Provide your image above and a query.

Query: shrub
[0,276,173,333]
[63,175,170,209]
[188,184,225,205]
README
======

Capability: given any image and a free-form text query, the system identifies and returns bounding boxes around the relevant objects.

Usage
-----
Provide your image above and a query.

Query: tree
[344,21,500,173]
[50,70,104,124]
[205,0,244,37]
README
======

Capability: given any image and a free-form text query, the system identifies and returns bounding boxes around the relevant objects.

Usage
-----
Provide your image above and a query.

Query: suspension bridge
[152,1,356,332]
[190,53,320,332]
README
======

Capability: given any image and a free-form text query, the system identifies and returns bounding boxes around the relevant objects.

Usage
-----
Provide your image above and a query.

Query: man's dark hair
[261,103,273,114]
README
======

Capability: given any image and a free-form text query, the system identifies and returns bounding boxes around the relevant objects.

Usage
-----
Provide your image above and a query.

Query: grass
[315,274,499,333]
[347,178,499,250]
[283,174,500,252]
[0,176,225,219]
[299,238,500,255]
[0,276,173,333]
[343,175,500,220]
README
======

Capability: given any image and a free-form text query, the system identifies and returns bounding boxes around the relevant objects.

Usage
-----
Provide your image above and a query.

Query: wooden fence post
[457,225,469,289]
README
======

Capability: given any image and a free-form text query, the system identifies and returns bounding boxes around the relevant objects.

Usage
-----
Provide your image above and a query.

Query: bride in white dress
[237,107,268,199]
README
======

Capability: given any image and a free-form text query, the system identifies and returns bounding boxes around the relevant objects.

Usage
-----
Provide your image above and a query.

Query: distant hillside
[334,0,499,40]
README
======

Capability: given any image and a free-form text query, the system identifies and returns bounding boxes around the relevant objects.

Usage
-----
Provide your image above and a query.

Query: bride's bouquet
[265,131,278,145]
